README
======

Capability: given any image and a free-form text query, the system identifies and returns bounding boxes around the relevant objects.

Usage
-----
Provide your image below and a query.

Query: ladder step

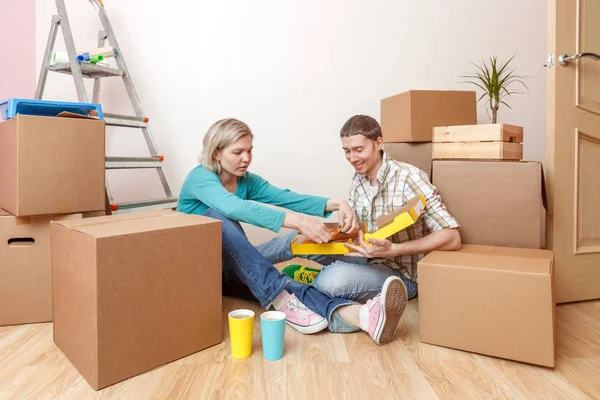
[105,156,164,169]
[105,118,146,128]
[104,113,148,128]
[49,63,124,78]
[111,198,179,214]
[38,1,177,219]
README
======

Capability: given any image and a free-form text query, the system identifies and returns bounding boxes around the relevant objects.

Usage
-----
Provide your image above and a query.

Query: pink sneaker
[360,276,408,345]
[275,294,329,334]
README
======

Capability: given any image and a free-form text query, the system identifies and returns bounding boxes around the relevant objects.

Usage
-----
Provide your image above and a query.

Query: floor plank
[0,297,599,399]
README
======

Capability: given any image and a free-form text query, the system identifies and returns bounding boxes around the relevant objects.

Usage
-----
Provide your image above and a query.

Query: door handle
[558,52,600,66]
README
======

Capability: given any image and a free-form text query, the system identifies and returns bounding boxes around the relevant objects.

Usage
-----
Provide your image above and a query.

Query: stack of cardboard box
[428,121,545,250]
[380,90,478,178]
[380,90,555,368]
[0,113,106,326]
[422,124,552,367]
[0,112,223,390]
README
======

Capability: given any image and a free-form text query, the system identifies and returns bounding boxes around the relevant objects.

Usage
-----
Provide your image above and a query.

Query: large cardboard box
[380,90,477,142]
[432,160,545,248]
[51,210,223,390]
[384,142,432,178]
[0,114,105,216]
[418,245,555,367]
[0,209,81,326]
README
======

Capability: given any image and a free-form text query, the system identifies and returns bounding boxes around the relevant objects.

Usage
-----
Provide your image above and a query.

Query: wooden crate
[432,142,523,160]
[434,123,523,143]
[432,123,523,160]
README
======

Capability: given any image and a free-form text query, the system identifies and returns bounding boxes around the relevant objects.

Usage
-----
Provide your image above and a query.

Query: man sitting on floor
[259,115,461,313]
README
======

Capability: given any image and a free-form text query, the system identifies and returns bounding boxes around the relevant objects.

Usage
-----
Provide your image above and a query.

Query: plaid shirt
[348,151,459,282]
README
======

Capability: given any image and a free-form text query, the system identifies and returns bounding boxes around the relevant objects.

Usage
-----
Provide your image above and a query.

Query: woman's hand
[284,213,331,244]
[344,231,396,258]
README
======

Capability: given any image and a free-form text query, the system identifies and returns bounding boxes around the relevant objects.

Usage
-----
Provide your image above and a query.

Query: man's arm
[391,228,461,256]
[345,170,461,257]
[345,228,461,258]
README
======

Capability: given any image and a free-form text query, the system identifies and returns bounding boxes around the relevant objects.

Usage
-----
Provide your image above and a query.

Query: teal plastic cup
[260,311,286,360]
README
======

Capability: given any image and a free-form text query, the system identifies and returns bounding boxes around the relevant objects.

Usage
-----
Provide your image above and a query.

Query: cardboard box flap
[491,247,553,259]
[420,250,552,275]
[53,209,175,228]
[53,211,220,239]
[456,244,554,259]
[541,163,549,210]
[456,244,496,254]
[56,111,101,120]
[374,194,425,231]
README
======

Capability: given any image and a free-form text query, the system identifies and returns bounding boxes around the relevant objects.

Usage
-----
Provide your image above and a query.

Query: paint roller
[51,46,116,65]
[76,53,104,63]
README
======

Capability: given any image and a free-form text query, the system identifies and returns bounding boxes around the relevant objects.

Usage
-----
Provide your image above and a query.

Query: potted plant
[461,55,529,124]
[431,55,530,160]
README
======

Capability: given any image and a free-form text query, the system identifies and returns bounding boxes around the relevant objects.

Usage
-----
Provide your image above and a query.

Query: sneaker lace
[296,270,313,284]
[286,296,313,321]
[367,294,381,312]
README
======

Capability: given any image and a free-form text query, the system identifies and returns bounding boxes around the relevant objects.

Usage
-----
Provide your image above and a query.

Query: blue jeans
[203,209,358,332]
[257,232,419,303]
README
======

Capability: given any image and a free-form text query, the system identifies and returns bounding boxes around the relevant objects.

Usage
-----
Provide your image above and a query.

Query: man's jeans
[257,232,419,303]
[204,209,359,332]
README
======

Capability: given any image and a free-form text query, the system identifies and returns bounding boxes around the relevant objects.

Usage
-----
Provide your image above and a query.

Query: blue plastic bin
[0,98,104,121]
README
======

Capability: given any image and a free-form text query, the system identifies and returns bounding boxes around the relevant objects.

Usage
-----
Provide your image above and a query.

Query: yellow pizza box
[290,194,426,255]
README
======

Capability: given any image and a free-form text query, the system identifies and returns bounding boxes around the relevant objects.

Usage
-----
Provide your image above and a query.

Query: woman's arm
[246,173,332,218]
[188,171,287,232]
[247,173,358,234]
[188,169,332,242]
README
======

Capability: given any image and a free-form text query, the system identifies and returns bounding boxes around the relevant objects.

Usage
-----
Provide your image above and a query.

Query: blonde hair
[199,118,254,172]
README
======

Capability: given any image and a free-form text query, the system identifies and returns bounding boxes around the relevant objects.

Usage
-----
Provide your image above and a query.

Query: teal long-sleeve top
[176,165,332,232]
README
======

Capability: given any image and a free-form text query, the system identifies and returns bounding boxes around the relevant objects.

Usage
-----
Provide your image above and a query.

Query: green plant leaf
[460,54,529,120]
[491,56,499,100]
[497,54,516,76]
[461,80,488,93]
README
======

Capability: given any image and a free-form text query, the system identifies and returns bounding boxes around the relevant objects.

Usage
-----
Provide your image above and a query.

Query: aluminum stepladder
[35,0,178,214]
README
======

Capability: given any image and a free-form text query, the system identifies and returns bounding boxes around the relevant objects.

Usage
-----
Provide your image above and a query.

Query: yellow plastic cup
[228,309,255,359]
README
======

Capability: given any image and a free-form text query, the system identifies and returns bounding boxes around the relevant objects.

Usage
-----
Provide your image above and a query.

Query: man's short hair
[340,115,383,141]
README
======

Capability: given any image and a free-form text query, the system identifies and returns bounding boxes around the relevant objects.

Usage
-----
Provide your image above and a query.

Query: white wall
[0,0,36,100]
[36,0,547,244]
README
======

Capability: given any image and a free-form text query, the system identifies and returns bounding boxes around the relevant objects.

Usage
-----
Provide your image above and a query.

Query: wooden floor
[1,297,600,399]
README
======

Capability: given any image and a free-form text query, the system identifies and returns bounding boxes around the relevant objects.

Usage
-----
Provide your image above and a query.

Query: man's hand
[344,231,396,258]
[337,200,358,234]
